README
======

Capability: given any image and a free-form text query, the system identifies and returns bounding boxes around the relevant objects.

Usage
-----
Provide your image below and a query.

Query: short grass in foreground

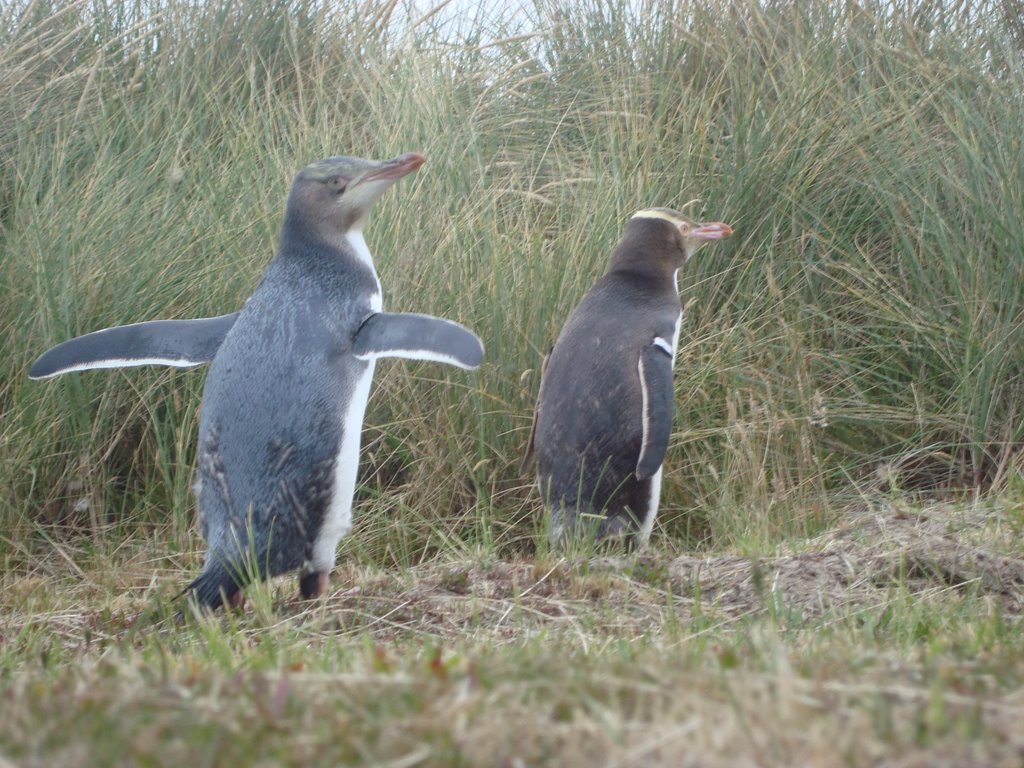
[1,498,1022,766]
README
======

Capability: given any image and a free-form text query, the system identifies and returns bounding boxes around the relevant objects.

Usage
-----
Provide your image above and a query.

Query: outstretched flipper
[635,339,675,480]
[352,312,484,369]
[29,312,240,380]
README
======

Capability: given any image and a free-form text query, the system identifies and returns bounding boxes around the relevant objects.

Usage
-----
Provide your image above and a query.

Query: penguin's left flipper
[29,312,241,380]
[635,339,676,480]
[352,312,484,370]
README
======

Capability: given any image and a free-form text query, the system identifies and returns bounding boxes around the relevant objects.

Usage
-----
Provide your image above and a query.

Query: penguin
[30,152,484,609]
[524,208,731,548]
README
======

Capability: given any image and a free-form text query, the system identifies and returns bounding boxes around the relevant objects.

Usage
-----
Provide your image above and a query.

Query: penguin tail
[179,563,242,613]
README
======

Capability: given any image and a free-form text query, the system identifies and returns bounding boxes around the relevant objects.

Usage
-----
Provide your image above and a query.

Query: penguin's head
[287,152,426,234]
[626,208,732,266]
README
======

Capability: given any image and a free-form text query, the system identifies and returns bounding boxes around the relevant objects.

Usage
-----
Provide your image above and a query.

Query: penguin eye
[678,222,690,236]
[327,176,348,195]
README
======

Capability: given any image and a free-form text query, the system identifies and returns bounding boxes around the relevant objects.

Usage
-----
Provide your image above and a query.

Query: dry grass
[670,500,1024,620]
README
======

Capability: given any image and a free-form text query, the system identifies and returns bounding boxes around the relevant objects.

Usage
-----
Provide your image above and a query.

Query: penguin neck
[281,208,376,272]
[607,245,680,284]
[606,221,685,284]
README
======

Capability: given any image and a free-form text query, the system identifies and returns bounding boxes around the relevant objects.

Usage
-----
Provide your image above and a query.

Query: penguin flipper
[635,340,675,480]
[520,346,552,474]
[352,312,484,370]
[29,312,240,380]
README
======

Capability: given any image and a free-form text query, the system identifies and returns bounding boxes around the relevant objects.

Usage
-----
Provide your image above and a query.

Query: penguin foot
[299,571,329,600]
[228,590,246,610]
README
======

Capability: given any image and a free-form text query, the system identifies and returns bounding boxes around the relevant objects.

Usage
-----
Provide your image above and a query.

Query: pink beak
[690,221,733,240]
[359,152,426,184]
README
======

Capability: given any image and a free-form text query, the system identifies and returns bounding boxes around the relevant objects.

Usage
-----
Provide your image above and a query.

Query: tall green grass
[2,0,1022,565]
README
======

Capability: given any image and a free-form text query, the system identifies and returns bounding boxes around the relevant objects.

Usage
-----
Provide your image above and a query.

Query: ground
[1,498,1023,766]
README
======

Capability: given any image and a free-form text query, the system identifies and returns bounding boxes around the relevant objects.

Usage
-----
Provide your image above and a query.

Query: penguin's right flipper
[352,312,484,370]
[520,346,552,474]
[635,340,675,480]
[29,312,240,380]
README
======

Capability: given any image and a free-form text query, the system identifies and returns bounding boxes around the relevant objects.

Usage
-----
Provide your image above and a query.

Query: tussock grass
[4,0,1024,557]
[2,1,1024,760]
[5,0,1023,564]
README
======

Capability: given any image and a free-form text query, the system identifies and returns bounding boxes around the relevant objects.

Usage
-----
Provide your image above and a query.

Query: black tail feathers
[181,563,244,612]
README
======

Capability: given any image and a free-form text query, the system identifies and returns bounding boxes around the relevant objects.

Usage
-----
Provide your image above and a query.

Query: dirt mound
[668,501,1024,619]
[309,501,1024,641]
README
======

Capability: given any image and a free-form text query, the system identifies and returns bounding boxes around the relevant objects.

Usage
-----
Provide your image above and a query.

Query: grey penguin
[30,152,484,609]
[524,208,731,547]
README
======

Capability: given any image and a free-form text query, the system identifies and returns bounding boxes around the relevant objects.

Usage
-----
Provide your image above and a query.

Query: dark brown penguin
[525,208,732,547]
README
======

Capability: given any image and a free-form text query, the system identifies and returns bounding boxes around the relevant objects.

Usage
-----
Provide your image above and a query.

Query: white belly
[310,357,376,572]
[310,231,384,571]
